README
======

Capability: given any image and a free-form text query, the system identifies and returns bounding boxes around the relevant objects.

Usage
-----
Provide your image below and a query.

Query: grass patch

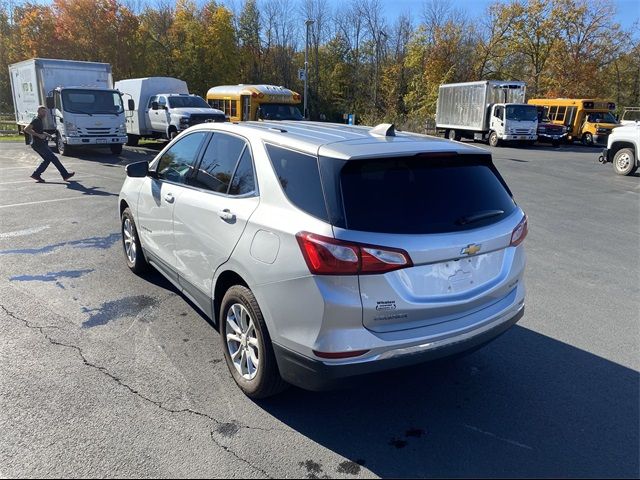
[0,135,22,142]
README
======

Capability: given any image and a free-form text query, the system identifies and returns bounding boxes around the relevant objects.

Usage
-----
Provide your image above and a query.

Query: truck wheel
[613,148,636,176]
[447,129,460,141]
[56,133,72,156]
[169,128,178,140]
[110,144,123,155]
[126,134,139,147]
[220,285,288,398]
[582,133,593,146]
[489,131,500,147]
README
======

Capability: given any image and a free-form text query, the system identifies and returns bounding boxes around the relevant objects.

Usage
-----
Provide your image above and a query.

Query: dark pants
[32,143,70,178]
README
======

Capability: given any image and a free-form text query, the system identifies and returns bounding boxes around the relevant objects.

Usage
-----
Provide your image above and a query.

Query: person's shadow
[63,180,118,197]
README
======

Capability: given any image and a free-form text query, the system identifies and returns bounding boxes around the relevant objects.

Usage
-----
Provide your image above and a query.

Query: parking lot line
[0,196,100,209]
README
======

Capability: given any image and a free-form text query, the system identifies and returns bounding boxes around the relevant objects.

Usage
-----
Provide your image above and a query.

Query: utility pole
[304,19,315,120]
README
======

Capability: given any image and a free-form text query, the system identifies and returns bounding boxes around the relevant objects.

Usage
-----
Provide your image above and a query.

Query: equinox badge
[461,244,482,256]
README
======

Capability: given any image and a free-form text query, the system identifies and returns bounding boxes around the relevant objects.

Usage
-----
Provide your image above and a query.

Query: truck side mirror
[46,96,54,109]
[128,99,135,111]
[151,101,158,111]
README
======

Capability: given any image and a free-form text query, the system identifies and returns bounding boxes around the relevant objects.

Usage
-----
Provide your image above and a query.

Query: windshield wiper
[71,109,93,116]
[455,209,505,225]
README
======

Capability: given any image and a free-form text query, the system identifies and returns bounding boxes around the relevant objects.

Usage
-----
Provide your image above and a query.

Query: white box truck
[115,77,225,146]
[9,58,128,155]
[436,80,538,147]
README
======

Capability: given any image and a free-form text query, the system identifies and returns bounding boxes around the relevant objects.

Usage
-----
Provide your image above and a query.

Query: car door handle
[218,209,235,221]
[164,193,175,203]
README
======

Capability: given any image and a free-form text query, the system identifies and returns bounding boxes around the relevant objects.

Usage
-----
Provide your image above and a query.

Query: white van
[115,77,225,145]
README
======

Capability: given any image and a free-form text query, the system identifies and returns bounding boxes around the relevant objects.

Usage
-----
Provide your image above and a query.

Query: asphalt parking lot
[0,138,638,478]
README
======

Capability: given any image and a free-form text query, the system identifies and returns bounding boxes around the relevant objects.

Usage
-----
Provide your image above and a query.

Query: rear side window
[265,144,328,221]
[339,156,516,234]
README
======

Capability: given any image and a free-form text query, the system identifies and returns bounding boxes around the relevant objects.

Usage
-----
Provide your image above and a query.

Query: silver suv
[118,121,527,398]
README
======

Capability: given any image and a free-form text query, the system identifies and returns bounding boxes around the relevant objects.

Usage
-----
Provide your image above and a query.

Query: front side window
[156,132,207,184]
[265,144,328,221]
[191,133,246,193]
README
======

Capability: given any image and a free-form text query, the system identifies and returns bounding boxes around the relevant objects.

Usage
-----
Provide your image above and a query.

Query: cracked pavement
[0,142,638,478]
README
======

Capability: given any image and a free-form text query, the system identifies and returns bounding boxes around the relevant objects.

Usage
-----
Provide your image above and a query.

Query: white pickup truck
[598,121,640,175]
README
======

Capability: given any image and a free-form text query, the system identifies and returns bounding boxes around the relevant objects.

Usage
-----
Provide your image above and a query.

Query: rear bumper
[273,304,525,391]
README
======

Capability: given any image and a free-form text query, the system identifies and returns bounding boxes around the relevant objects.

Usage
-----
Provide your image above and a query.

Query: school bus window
[549,106,558,119]
[556,106,566,122]
[231,101,237,117]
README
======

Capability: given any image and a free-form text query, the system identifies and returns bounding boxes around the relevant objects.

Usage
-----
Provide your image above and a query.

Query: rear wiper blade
[456,209,505,225]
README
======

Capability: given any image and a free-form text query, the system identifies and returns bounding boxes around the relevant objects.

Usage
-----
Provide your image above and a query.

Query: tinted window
[191,133,246,193]
[148,96,157,109]
[265,144,328,221]
[156,132,207,184]
[229,148,256,195]
[339,156,516,234]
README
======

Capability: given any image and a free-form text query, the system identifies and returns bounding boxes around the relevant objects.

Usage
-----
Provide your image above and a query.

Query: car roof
[188,121,487,160]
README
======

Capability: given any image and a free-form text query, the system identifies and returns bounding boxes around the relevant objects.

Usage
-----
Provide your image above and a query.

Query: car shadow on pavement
[258,326,639,478]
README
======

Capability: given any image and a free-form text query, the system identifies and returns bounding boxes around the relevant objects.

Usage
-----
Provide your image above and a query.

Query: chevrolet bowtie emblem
[461,244,481,256]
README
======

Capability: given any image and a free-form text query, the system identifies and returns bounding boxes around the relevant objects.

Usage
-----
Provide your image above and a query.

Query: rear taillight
[296,232,413,275]
[510,215,528,246]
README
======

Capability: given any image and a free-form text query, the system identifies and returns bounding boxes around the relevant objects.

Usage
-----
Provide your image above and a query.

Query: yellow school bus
[527,98,620,145]
[206,84,303,122]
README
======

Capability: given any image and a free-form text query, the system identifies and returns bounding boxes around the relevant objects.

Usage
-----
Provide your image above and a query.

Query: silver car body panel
[119,120,527,382]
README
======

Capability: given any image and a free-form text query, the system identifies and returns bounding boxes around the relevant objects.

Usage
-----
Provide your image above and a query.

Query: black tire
[552,139,560,147]
[169,129,178,140]
[489,131,500,147]
[110,144,123,155]
[126,134,139,147]
[220,285,288,399]
[582,133,593,146]
[447,129,460,141]
[121,207,148,274]
[612,148,636,176]
[56,133,72,156]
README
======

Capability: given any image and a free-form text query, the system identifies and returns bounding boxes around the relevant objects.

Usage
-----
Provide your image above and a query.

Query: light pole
[304,19,315,120]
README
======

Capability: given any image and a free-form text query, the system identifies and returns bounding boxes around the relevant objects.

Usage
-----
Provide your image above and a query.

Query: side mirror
[128,99,135,111]
[46,96,54,109]
[151,101,159,110]
[125,160,149,178]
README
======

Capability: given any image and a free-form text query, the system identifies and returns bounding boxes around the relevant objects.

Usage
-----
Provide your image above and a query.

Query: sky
[376,0,639,30]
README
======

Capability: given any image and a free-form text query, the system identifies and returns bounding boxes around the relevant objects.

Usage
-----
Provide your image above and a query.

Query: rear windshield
[338,156,516,234]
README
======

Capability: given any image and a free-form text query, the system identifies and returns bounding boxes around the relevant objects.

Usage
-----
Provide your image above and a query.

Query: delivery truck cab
[9,58,128,156]
[115,77,225,146]
[436,81,538,147]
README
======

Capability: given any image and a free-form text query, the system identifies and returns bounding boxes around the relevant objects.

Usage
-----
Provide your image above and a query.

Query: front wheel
[582,133,594,146]
[121,208,148,274]
[220,285,287,398]
[613,148,637,176]
[110,144,123,155]
[489,131,500,147]
[56,133,72,156]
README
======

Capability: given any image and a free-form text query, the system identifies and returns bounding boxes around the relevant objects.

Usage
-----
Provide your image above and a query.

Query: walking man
[25,106,74,182]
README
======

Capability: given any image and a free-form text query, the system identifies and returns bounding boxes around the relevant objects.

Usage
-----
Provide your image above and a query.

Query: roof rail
[370,123,396,137]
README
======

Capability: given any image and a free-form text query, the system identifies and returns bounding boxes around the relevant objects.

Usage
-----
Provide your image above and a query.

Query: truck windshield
[168,96,210,108]
[506,105,538,122]
[259,103,303,120]
[587,112,618,124]
[61,89,124,115]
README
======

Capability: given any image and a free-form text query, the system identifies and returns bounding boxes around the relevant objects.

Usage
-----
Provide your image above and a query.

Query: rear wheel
[126,134,139,146]
[613,148,636,176]
[121,208,148,274]
[489,131,500,147]
[220,285,287,398]
[447,129,461,141]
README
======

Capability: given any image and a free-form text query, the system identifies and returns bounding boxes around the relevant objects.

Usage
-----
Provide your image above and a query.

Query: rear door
[331,154,525,333]
[173,131,259,297]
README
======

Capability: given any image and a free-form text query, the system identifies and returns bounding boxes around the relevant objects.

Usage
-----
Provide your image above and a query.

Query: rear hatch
[321,153,524,333]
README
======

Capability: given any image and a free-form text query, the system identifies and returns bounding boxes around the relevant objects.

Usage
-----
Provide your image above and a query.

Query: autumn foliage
[0,0,638,128]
